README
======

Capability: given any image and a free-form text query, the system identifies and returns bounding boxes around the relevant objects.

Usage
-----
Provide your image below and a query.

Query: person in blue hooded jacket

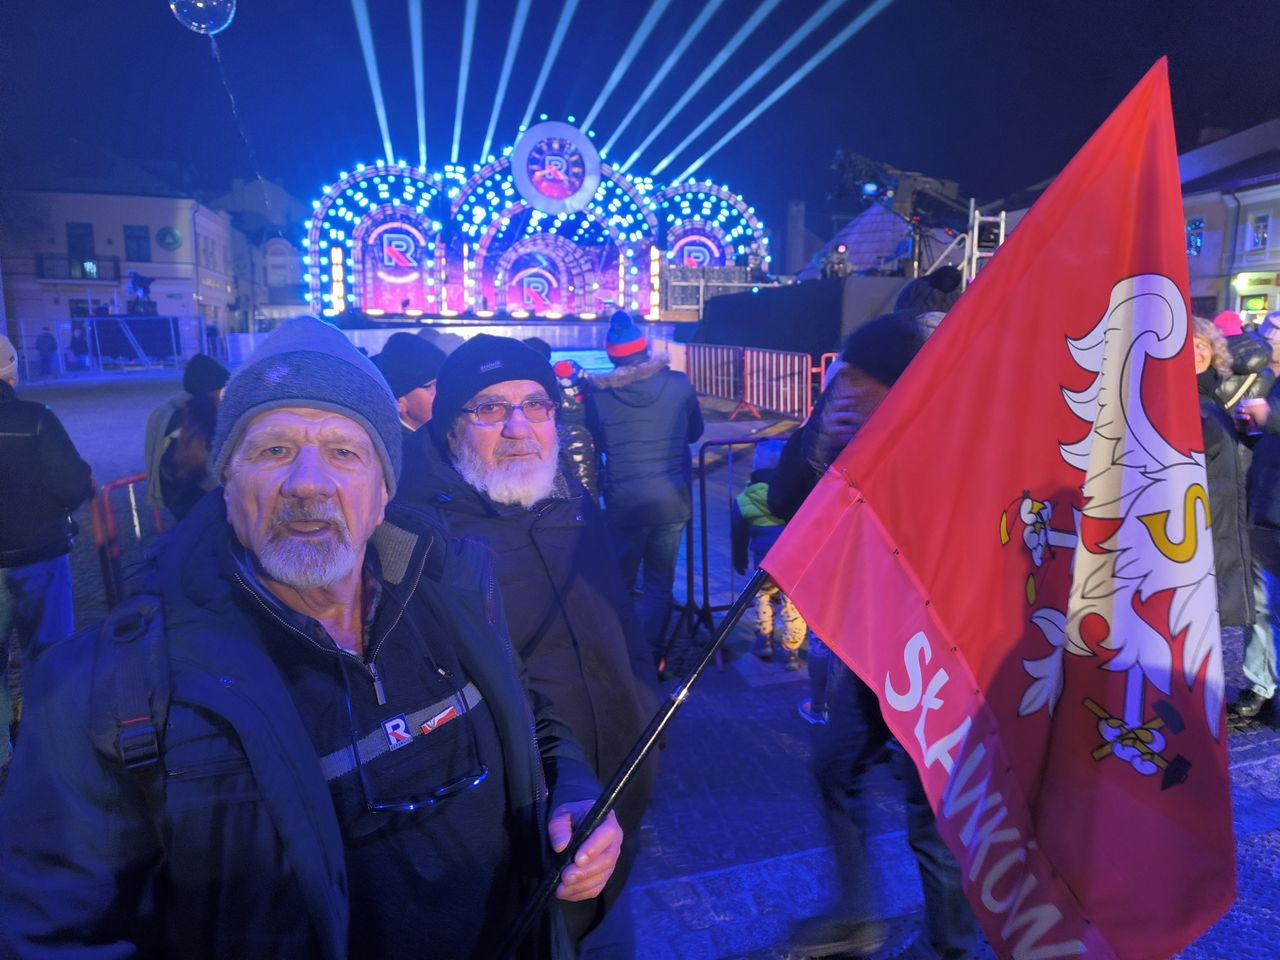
[585,312,703,663]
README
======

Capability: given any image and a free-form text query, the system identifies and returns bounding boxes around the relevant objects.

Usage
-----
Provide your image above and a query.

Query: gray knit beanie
[212,316,402,495]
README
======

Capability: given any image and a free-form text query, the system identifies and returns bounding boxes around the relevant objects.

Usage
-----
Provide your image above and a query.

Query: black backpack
[87,593,170,771]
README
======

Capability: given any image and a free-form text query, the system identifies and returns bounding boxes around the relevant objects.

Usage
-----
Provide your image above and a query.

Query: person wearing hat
[767,311,977,960]
[143,353,230,515]
[0,332,94,769]
[151,353,233,520]
[585,312,704,663]
[399,333,658,957]
[371,331,446,437]
[0,317,622,959]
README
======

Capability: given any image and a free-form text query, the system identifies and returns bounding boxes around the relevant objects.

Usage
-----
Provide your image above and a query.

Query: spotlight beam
[480,0,533,162]
[618,0,782,173]
[600,0,724,159]
[350,0,395,165]
[672,0,896,183]
[409,0,426,169]
[450,0,480,164]
[519,0,580,130]
[651,0,847,177]
[580,0,674,134]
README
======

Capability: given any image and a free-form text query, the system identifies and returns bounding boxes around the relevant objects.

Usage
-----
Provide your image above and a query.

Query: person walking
[0,333,94,769]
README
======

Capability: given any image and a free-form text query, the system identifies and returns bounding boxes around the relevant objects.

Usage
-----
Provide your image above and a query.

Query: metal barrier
[684,343,743,405]
[743,347,812,421]
[662,436,792,668]
[90,472,165,608]
[686,343,835,422]
[818,352,838,386]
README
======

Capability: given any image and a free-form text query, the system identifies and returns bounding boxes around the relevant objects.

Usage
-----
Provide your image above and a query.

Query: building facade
[1177,119,1279,321]
[0,190,235,325]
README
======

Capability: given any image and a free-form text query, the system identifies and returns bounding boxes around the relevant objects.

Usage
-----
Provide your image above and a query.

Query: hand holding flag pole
[501,569,771,958]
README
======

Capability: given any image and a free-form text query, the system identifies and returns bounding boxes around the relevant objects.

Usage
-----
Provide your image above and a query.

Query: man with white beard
[399,335,659,959]
[0,317,623,960]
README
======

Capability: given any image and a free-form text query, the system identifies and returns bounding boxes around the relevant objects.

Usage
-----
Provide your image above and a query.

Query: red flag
[763,59,1234,960]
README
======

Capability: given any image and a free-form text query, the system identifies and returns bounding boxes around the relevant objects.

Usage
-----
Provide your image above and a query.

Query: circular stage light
[511,121,602,216]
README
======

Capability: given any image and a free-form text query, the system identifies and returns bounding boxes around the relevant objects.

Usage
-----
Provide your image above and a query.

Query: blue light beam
[350,0,395,165]
[480,0,533,162]
[651,0,847,177]
[600,0,724,159]
[672,0,896,183]
[618,0,782,174]
[580,0,674,134]
[409,0,426,169]
[519,0,580,131]
[451,0,480,164]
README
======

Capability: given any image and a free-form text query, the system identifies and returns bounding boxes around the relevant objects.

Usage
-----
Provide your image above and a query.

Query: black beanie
[429,334,561,445]
[183,353,230,396]
[840,311,930,387]
[372,332,446,399]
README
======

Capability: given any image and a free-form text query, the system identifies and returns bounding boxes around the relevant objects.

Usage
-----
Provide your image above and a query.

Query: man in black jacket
[0,332,93,767]
[768,313,977,960]
[400,334,658,958]
[0,318,621,959]
[586,312,704,661]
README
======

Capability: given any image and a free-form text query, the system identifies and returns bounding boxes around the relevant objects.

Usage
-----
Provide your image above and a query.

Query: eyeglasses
[342,669,489,814]
[460,398,557,425]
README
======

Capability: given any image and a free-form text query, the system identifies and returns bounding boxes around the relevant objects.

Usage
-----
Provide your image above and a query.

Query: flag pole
[501,567,771,957]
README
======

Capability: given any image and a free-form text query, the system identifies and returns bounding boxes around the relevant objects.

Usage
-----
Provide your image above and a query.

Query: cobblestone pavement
[18,375,1280,959]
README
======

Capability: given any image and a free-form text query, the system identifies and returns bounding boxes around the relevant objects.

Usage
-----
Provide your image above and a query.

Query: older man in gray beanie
[0,316,622,959]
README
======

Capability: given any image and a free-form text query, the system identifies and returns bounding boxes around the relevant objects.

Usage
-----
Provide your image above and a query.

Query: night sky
[3,0,1277,261]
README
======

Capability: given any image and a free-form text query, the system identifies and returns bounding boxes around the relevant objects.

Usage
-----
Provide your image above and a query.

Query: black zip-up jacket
[0,380,93,567]
[585,355,704,526]
[0,494,598,959]
[397,437,660,939]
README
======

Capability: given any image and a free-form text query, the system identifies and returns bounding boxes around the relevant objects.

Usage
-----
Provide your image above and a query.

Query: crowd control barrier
[660,435,794,674]
[91,472,165,608]
[742,347,813,421]
[686,343,831,421]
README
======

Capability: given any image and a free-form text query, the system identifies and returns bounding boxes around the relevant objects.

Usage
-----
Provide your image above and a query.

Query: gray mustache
[269,502,350,535]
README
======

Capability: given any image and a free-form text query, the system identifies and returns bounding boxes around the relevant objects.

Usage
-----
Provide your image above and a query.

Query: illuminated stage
[305,121,768,321]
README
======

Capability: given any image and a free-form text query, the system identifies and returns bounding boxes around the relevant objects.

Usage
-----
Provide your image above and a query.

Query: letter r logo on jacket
[383,715,412,750]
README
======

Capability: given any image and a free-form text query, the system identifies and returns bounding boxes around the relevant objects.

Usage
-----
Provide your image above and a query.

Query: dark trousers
[608,520,685,661]
[813,658,976,959]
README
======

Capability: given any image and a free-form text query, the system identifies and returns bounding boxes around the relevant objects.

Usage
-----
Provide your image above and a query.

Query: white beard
[453,429,559,508]
[257,501,358,589]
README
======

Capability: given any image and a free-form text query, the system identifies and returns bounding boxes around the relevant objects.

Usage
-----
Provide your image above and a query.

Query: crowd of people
[0,285,1277,957]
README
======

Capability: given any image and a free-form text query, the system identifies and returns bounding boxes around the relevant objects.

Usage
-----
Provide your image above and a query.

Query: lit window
[1249,214,1270,251]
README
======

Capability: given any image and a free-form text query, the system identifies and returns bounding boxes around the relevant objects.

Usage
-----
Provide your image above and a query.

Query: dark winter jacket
[396,437,659,936]
[1246,376,1280,533]
[767,384,842,522]
[0,379,93,567]
[585,355,704,525]
[0,493,598,960]
[1199,372,1254,626]
[1216,332,1275,408]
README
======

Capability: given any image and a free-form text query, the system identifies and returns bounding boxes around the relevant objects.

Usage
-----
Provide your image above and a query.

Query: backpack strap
[89,593,170,770]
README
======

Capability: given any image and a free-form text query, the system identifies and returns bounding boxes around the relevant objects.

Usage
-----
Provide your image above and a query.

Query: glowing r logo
[382,234,417,268]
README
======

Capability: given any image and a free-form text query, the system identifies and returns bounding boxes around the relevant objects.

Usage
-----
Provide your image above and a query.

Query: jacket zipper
[234,534,433,707]
[234,573,379,700]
